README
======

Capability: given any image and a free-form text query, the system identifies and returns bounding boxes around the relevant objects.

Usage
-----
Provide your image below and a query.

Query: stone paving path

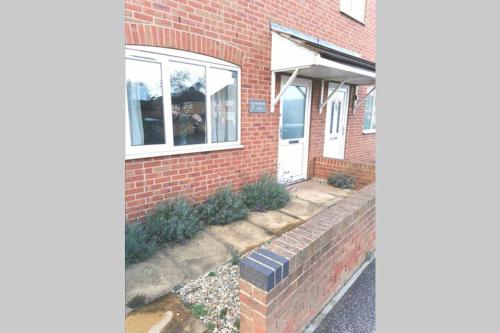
[125,179,353,313]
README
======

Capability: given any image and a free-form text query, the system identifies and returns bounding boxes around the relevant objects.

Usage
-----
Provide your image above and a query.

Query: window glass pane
[209,68,238,143]
[170,61,207,146]
[371,92,376,129]
[364,89,376,130]
[282,85,306,139]
[126,59,165,146]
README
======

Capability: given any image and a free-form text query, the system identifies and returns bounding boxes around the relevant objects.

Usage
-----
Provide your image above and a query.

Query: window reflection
[363,88,376,130]
[210,68,238,143]
[170,62,207,146]
[126,59,165,146]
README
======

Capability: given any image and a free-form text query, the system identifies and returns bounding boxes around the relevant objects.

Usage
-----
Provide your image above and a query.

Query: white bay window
[125,46,242,159]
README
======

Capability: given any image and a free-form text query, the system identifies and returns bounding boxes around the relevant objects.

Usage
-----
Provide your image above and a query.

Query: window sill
[362,129,376,134]
[125,144,244,160]
[339,10,366,25]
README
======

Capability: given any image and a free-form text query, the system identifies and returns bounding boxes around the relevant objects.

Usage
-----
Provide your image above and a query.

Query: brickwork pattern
[125,0,376,221]
[239,184,376,333]
[344,86,376,163]
[313,157,375,189]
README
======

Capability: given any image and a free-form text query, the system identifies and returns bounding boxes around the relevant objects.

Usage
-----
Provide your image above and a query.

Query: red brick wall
[345,86,376,163]
[313,157,376,189]
[306,79,325,177]
[239,184,376,333]
[125,0,376,221]
[307,84,376,172]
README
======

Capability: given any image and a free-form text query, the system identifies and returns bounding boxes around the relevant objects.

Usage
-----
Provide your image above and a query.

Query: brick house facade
[125,0,376,221]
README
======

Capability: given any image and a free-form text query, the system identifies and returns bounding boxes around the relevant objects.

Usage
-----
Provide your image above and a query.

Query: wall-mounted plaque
[249,99,267,113]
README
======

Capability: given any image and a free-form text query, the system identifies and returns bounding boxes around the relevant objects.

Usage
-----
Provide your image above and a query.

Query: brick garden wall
[125,0,376,221]
[239,184,376,333]
[313,157,375,189]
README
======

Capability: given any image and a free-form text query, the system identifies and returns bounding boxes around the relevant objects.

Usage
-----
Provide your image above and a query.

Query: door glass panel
[126,59,165,146]
[329,101,336,134]
[330,96,342,135]
[336,101,342,133]
[281,85,306,140]
[170,61,207,146]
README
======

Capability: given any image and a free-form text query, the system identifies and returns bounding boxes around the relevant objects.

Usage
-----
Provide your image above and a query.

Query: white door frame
[277,75,312,183]
[323,82,349,159]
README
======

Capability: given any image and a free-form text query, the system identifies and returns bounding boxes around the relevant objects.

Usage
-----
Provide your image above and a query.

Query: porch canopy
[270,22,376,112]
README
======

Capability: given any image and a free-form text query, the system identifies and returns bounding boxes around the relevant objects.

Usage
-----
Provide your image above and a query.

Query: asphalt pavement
[313,259,376,333]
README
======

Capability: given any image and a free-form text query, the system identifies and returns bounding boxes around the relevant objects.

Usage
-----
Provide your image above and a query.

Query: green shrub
[219,307,228,319]
[327,173,355,189]
[197,187,249,225]
[233,318,240,330]
[144,198,201,244]
[191,303,208,318]
[242,175,290,212]
[125,222,157,266]
[230,250,240,265]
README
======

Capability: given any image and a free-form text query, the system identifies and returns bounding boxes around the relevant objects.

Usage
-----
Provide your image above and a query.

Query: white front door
[323,83,349,159]
[277,76,312,184]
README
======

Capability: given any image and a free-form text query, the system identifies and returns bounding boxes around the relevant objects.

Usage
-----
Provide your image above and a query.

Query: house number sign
[249,99,267,113]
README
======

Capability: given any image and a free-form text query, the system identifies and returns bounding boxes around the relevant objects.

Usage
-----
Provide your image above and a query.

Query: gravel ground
[177,263,240,333]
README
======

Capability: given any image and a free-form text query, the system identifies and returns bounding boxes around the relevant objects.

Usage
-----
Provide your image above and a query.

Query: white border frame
[323,82,350,159]
[339,0,367,24]
[277,75,312,183]
[125,46,242,160]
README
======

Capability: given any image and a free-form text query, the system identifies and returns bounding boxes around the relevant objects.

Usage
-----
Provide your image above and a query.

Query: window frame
[125,46,242,160]
[339,0,367,24]
[362,86,376,134]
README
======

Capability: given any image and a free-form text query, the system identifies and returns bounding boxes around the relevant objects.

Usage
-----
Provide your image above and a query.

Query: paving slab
[126,252,187,309]
[206,220,274,254]
[166,231,231,278]
[279,197,325,220]
[313,183,354,198]
[293,188,344,206]
[291,179,355,198]
[126,231,230,309]
[246,210,303,235]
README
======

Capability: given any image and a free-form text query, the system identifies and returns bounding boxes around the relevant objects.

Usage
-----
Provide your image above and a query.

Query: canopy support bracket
[318,79,325,114]
[319,79,348,113]
[271,68,300,108]
[353,86,376,113]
